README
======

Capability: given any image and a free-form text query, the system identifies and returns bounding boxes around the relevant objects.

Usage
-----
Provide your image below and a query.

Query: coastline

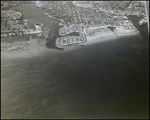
[1,25,140,58]
[1,30,128,59]
[2,5,147,51]
[1,37,59,59]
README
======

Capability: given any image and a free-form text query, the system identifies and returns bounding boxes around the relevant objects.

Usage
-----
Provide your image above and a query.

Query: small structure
[34,23,43,32]
[23,23,43,34]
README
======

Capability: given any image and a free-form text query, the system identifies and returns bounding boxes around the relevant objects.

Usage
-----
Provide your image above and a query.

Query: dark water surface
[127,15,149,41]
[1,35,149,119]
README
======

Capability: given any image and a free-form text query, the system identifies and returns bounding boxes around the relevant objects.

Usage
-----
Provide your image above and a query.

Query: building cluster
[69,5,136,32]
[2,1,144,31]
[138,17,147,26]
[1,9,43,37]
[43,1,141,32]
[55,32,87,48]
[1,1,147,45]
[23,23,43,35]
[59,24,82,36]
[85,27,112,37]
[1,10,25,37]
[2,10,23,20]
[42,1,75,27]
[1,1,36,10]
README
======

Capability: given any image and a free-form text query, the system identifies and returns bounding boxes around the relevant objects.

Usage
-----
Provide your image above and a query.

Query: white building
[34,23,43,32]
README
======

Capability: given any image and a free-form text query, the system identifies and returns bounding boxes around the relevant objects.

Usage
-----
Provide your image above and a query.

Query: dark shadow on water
[107,26,116,32]
[76,45,84,47]
[139,23,149,41]
[127,15,149,41]
[46,41,64,50]
[107,26,118,37]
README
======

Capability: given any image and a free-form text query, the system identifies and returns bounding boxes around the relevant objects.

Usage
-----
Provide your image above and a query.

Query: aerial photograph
[1,1,149,119]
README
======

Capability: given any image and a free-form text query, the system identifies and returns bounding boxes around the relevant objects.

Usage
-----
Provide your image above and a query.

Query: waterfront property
[55,32,87,48]
[23,23,43,35]
[59,24,83,36]
[1,23,43,37]
[1,5,60,39]
[85,26,111,37]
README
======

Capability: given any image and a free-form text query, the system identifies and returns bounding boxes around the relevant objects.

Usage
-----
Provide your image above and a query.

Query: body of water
[1,34,149,119]
[127,15,148,41]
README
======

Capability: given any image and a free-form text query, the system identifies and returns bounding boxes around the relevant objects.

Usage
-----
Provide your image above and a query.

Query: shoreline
[1,31,142,59]
[1,37,58,59]
[2,5,147,53]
